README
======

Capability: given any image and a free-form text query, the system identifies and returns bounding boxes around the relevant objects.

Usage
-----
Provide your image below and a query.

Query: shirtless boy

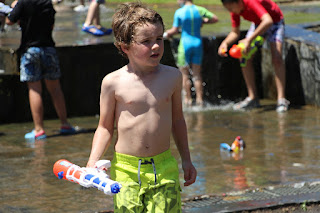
[86,2,197,212]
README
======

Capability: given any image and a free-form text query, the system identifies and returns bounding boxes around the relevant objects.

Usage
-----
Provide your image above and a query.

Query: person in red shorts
[218,0,290,112]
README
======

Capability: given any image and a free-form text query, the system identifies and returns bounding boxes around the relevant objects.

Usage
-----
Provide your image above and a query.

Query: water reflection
[180,103,320,198]
[1,2,320,211]
[1,103,320,212]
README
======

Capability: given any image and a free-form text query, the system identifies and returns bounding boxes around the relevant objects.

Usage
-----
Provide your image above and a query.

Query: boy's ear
[120,43,129,54]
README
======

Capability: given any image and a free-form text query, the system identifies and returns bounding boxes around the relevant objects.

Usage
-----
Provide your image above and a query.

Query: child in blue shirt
[165,0,218,106]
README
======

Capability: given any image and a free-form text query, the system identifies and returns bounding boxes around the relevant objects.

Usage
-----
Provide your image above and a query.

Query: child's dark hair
[112,2,164,58]
[221,0,239,4]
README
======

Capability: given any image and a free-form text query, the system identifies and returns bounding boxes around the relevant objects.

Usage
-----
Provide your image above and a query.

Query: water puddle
[1,101,320,212]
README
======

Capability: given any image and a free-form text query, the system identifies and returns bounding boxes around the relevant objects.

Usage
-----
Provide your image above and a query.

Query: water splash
[183,100,235,112]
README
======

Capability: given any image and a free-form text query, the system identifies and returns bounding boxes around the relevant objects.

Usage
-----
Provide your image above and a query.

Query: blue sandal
[60,125,77,135]
[25,130,47,140]
[99,27,112,35]
[82,25,104,36]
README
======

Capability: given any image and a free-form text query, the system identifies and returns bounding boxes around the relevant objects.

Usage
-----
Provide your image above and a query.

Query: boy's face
[123,22,164,68]
[223,1,243,14]
[177,0,186,6]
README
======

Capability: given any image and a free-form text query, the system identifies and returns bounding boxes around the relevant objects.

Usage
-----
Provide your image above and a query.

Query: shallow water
[1,2,320,212]
[1,100,320,212]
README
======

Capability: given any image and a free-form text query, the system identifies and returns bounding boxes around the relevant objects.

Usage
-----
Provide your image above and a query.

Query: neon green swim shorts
[110,149,181,213]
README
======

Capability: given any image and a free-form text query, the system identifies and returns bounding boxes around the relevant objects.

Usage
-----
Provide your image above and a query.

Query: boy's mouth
[151,53,160,58]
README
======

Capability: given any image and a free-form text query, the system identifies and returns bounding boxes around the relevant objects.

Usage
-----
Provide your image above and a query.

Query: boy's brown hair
[112,2,164,58]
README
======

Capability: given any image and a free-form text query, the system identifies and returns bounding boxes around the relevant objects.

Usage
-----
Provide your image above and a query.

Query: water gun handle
[229,36,264,67]
[95,160,111,170]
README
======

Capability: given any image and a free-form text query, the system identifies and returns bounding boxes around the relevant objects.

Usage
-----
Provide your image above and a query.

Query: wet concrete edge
[182,181,320,212]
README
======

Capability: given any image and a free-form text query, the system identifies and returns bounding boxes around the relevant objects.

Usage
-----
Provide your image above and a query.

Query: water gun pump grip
[53,159,122,195]
[228,36,264,67]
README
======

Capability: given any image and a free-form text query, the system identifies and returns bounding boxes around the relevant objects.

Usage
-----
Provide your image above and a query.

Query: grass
[107,0,222,5]
[107,0,290,5]
[105,0,320,35]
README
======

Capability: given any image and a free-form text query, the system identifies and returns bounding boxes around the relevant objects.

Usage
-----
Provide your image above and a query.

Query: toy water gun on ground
[228,36,264,67]
[53,159,122,195]
[220,136,246,153]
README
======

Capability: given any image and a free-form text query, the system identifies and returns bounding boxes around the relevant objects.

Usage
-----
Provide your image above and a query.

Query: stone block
[300,59,315,104]
[300,42,313,59]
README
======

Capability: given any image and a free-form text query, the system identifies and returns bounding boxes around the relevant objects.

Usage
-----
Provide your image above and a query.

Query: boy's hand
[182,161,197,186]
[218,42,228,57]
[86,159,98,168]
[239,38,250,54]
[202,17,209,24]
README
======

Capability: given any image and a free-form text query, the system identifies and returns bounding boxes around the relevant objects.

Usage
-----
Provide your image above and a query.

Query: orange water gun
[228,36,264,67]
[53,159,121,195]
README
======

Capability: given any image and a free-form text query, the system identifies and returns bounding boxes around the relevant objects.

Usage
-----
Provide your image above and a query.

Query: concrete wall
[0,41,177,123]
[1,23,320,124]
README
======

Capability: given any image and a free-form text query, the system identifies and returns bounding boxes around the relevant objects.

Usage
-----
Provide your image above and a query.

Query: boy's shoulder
[102,66,126,85]
[158,64,182,85]
[159,64,181,77]
[104,64,181,82]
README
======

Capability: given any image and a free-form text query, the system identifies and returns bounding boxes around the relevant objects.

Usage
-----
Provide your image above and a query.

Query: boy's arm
[218,26,240,56]
[6,0,20,25]
[87,75,116,168]
[243,13,272,45]
[164,10,180,39]
[198,7,218,24]
[240,0,273,52]
[202,14,218,24]
[171,71,197,186]
[5,16,14,25]
[164,26,179,39]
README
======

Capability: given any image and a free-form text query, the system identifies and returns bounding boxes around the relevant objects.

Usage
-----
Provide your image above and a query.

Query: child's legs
[179,66,192,104]
[20,47,45,133]
[45,79,68,125]
[270,41,286,100]
[189,41,203,104]
[243,24,259,99]
[27,81,44,133]
[191,64,203,104]
[177,42,192,104]
[84,0,100,26]
[266,19,286,100]
[39,47,68,126]
[113,182,144,213]
[241,57,257,99]
[145,183,181,213]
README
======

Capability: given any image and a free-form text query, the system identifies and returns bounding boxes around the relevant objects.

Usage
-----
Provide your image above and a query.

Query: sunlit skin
[87,22,197,187]
[122,22,164,73]
[223,1,244,15]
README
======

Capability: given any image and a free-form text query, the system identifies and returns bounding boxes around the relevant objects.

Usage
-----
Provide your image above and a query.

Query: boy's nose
[152,42,160,50]
[152,41,162,50]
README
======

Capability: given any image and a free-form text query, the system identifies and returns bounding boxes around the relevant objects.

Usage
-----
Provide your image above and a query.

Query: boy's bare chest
[115,79,173,107]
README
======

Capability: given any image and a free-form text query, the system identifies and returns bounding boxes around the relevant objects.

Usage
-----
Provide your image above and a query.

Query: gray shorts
[20,47,61,82]
[246,19,285,43]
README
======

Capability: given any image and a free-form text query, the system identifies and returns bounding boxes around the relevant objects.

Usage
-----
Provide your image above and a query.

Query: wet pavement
[1,2,320,212]
[0,3,114,49]
[182,181,320,212]
[1,100,320,212]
